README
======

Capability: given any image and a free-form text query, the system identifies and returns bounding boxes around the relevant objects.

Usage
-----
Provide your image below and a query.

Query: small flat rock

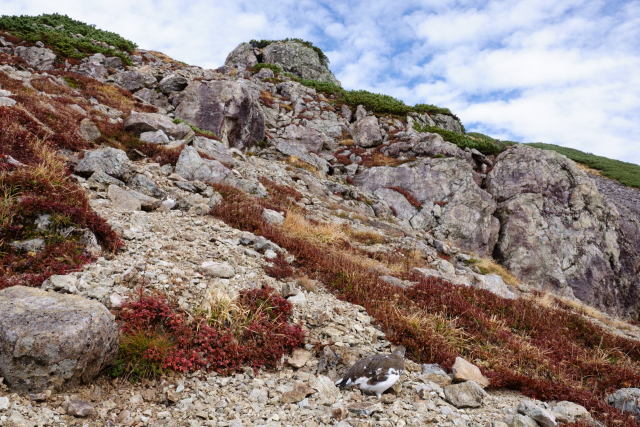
[262,209,285,226]
[506,414,539,427]
[287,348,312,368]
[65,399,96,418]
[607,388,640,420]
[517,399,557,427]
[0,396,9,411]
[451,356,490,387]
[107,185,141,211]
[421,363,452,386]
[311,375,341,405]
[281,382,315,404]
[348,402,383,416]
[550,401,591,423]
[248,388,268,403]
[200,261,235,278]
[416,380,444,399]
[443,381,487,408]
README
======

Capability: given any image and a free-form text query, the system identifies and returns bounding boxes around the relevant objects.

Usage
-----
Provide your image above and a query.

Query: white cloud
[2,0,640,164]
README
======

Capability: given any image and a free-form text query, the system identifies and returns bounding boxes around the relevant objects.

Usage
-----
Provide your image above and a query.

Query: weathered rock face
[175,146,232,184]
[225,40,339,85]
[592,175,640,318]
[0,286,118,392]
[13,46,56,70]
[354,158,499,255]
[351,115,384,148]
[75,147,133,181]
[224,42,259,69]
[175,80,265,150]
[124,111,193,140]
[486,145,624,313]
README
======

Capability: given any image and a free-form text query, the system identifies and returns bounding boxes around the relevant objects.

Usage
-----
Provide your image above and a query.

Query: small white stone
[0,396,9,411]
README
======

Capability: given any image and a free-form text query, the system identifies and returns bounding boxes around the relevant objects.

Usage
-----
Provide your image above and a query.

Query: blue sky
[4,0,640,164]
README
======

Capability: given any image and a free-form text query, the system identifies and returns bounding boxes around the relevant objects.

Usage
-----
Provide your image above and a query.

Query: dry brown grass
[575,162,604,176]
[283,210,347,244]
[285,156,319,174]
[346,228,387,245]
[362,152,413,167]
[537,292,638,333]
[296,276,318,292]
[339,138,355,146]
[471,258,520,286]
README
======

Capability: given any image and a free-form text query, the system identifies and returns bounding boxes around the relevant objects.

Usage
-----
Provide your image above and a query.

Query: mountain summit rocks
[225,39,340,85]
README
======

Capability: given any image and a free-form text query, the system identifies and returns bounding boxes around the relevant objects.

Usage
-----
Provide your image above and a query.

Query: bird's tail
[335,377,350,388]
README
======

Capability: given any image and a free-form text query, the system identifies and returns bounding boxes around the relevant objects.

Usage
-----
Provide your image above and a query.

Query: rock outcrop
[174,80,265,150]
[0,286,118,392]
[354,158,499,255]
[487,145,625,313]
[225,40,340,85]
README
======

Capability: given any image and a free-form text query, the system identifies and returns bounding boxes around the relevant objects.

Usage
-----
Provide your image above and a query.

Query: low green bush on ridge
[0,13,137,65]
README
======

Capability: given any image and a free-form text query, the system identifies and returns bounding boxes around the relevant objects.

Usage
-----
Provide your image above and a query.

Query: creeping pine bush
[413,123,506,155]
[210,185,640,427]
[0,13,136,64]
[112,287,305,379]
[288,76,462,121]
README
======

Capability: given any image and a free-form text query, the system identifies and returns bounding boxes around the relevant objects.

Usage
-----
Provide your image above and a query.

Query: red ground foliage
[385,186,422,208]
[209,186,640,427]
[112,286,305,378]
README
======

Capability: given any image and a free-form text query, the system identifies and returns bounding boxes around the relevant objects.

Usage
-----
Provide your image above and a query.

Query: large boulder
[174,80,265,150]
[591,175,640,318]
[0,286,118,392]
[175,146,232,184]
[124,111,193,140]
[224,42,259,69]
[382,130,473,164]
[110,69,156,92]
[486,145,624,313]
[354,158,499,255]
[225,40,339,85]
[75,147,133,181]
[351,115,384,148]
[13,46,56,70]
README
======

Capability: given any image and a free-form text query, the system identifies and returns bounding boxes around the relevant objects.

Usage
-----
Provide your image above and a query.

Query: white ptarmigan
[335,346,406,398]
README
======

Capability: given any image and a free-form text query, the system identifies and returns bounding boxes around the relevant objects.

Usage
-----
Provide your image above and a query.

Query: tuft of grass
[467,258,520,287]
[283,210,347,244]
[346,228,387,245]
[0,13,136,65]
[527,142,640,188]
[413,124,506,155]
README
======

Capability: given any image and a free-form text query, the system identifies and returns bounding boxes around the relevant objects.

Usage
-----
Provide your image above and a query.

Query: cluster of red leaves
[0,104,122,290]
[263,252,296,280]
[385,186,422,208]
[210,186,640,427]
[114,286,305,377]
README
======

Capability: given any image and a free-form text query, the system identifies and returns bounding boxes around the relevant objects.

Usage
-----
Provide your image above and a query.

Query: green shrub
[289,76,461,121]
[250,38,329,67]
[414,124,506,155]
[0,13,136,65]
[250,63,282,74]
[527,143,640,188]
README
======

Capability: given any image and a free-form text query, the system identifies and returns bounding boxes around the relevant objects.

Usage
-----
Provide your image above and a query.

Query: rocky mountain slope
[1,14,640,427]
